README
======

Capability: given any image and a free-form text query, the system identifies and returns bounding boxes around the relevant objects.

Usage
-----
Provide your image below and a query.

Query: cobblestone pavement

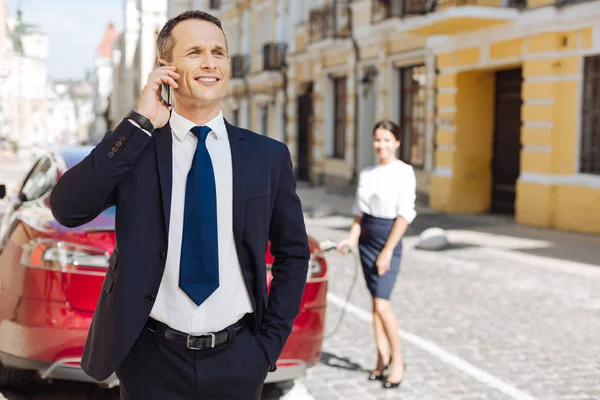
[293,215,600,400]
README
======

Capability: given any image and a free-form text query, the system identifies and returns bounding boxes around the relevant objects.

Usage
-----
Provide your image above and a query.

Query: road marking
[327,293,539,400]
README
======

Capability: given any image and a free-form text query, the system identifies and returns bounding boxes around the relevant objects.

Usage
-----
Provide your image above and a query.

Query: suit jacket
[50,118,310,381]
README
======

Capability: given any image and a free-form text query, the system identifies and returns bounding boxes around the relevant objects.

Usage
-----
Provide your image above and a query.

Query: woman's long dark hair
[372,120,401,141]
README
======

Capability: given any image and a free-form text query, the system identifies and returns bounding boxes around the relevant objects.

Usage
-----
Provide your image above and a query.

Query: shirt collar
[169,109,227,141]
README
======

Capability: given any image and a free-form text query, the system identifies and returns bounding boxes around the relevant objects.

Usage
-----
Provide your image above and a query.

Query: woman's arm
[382,216,409,253]
[348,214,363,243]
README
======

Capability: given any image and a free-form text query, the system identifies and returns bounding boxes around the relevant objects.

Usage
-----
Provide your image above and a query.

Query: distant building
[109,0,167,128]
[0,0,9,142]
[47,79,94,146]
[91,22,118,142]
[46,82,77,146]
[4,9,49,149]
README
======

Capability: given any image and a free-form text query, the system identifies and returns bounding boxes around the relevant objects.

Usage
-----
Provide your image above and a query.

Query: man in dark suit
[50,10,309,399]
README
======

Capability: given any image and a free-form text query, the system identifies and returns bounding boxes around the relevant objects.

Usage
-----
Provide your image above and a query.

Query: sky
[7,0,123,81]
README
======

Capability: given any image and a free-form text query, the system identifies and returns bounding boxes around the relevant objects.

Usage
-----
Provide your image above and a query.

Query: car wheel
[0,362,33,388]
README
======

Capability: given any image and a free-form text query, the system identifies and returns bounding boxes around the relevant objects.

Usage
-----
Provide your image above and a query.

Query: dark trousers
[115,319,270,399]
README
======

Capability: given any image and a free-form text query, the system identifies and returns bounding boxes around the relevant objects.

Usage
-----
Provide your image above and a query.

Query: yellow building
[215,0,292,150]
[405,0,600,233]
[214,0,600,234]
[216,0,438,202]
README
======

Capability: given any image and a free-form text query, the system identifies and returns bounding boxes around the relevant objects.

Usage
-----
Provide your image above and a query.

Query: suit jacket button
[145,295,155,303]
[158,251,166,260]
[108,151,115,159]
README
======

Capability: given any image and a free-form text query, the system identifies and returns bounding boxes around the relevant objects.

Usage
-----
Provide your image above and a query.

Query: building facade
[162,0,600,234]
[212,0,437,202]
[0,0,9,142]
[109,0,168,134]
[399,0,600,233]
[46,80,95,146]
[92,23,119,141]
[4,10,49,150]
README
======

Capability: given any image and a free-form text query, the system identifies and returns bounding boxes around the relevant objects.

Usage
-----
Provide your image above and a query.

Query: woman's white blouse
[352,160,417,223]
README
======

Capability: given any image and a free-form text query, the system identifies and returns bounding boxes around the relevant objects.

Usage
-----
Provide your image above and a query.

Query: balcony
[231,54,250,79]
[309,2,351,43]
[393,0,522,35]
[372,0,429,23]
[263,43,288,71]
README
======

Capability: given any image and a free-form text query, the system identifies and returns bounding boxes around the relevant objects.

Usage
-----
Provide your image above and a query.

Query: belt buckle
[186,332,216,350]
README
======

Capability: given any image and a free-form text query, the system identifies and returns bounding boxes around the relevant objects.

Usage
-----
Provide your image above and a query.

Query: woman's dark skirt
[358,214,403,300]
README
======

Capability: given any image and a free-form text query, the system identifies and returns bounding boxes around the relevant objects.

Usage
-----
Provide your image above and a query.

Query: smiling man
[50,10,310,400]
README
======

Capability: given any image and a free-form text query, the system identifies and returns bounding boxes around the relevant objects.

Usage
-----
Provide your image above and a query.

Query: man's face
[169,19,229,107]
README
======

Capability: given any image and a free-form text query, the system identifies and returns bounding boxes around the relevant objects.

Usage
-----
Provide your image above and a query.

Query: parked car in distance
[0,147,328,388]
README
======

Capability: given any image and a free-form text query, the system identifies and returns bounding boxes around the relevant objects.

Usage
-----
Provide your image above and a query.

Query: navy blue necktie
[179,125,219,306]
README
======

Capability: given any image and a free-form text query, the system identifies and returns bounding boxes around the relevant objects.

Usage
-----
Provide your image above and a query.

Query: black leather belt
[145,316,247,351]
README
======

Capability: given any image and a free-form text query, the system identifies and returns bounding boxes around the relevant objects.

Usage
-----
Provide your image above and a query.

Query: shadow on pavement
[319,351,366,373]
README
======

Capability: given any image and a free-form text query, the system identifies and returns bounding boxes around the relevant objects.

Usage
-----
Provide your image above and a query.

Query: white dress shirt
[352,159,417,223]
[137,110,253,334]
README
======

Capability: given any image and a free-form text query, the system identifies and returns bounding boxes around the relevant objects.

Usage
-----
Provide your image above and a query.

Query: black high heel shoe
[367,362,390,381]
[382,362,406,389]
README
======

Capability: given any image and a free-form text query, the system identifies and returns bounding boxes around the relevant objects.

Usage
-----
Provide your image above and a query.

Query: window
[580,55,600,175]
[399,65,427,169]
[333,76,347,159]
[260,105,269,136]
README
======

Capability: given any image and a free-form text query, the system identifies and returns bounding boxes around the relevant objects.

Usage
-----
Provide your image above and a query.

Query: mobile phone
[161,82,173,107]
[158,62,173,107]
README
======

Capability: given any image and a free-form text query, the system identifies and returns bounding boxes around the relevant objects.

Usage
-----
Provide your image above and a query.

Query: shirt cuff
[128,119,152,136]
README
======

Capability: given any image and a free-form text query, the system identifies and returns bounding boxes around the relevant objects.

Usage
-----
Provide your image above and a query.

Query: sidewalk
[296,183,600,267]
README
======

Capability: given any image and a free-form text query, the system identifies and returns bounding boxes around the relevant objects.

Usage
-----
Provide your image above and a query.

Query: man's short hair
[156,10,227,62]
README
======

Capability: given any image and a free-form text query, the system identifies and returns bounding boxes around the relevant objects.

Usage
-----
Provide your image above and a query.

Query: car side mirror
[0,184,5,200]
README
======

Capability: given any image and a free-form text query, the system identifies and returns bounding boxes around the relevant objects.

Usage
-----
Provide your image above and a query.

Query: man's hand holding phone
[136,61,179,130]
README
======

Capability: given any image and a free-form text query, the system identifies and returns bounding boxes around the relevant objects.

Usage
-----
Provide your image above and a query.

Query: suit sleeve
[257,145,310,365]
[50,119,152,228]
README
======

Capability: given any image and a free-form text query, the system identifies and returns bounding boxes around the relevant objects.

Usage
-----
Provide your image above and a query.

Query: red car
[0,147,327,389]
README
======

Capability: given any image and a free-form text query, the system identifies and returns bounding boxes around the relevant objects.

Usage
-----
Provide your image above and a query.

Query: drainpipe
[349,2,361,184]
[281,52,289,144]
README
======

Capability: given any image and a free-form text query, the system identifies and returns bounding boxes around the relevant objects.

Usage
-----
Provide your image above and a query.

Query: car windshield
[60,147,115,218]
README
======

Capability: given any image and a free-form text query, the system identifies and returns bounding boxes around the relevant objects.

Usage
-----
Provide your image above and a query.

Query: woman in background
[337,120,417,389]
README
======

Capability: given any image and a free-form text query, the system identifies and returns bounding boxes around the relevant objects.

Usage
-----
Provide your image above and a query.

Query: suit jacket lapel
[154,122,173,233]
[226,120,247,252]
